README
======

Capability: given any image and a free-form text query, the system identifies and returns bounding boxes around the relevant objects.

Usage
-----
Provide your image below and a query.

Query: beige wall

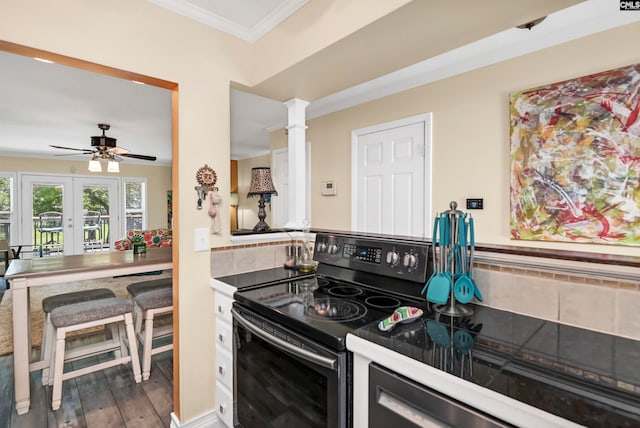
[304,22,640,257]
[236,153,273,230]
[0,156,171,231]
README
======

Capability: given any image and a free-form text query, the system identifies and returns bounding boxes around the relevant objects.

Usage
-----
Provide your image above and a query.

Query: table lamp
[247,167,278,232]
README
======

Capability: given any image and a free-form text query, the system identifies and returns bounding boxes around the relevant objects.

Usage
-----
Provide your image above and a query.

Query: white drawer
[216,383,234,428]
[215,347,233,390]
[215,291,234,321]
[216,317,233,353]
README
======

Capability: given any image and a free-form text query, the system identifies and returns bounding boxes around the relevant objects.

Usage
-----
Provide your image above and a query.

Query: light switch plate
[194,227,210,252]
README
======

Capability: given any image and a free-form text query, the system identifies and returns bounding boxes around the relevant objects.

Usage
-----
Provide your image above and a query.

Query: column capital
[283,98,310,109]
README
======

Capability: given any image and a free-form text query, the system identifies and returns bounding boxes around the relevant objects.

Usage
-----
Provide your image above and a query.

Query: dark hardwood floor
[0,332,174,427]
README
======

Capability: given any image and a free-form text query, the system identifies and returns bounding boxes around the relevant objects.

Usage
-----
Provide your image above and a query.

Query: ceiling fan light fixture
[107,160,120,173]
[88,159,102,172]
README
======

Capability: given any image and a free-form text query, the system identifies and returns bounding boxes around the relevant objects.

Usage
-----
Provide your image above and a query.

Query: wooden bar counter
[5,247,173,415]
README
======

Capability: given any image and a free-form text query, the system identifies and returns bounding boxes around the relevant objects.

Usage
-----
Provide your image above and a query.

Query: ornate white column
[283,98,309,229]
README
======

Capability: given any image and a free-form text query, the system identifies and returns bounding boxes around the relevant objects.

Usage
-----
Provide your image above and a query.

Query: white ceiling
[0,0,637,164]
[0,51,173,165]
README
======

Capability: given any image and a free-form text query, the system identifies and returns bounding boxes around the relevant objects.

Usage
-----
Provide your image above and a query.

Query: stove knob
[386,251,399,265]
[328,244,339,254]
[403,253,417,268]
[316,241,327,252]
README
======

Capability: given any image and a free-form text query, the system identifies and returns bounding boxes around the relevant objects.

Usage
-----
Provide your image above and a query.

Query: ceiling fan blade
[109,146,130,155]
[49,145,95,154]
[53,153,90,157]
[120,153,157,161]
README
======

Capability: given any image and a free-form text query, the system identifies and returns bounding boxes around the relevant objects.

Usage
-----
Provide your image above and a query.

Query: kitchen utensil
[453,279,474,304]
[284,245,302,269]
[421,215,439,295]
[377,306,424,332]
[426,214,451,305]
[453,216,474,304]
[468,216,483,302]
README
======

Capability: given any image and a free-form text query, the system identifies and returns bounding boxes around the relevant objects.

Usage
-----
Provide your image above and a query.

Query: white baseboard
[170,410,221,428]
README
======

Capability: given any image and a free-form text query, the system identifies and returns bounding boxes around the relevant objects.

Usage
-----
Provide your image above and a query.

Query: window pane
[125,182,143,210]
[124,179,146,232]
[0,177,11,211]
[0,176,12,242]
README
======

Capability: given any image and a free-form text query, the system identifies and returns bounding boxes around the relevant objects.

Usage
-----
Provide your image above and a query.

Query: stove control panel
[313,233,430,283]
[342,243,382,264]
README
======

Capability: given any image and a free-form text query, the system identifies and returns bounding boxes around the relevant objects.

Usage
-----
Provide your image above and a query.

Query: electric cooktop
[233,275,428,351]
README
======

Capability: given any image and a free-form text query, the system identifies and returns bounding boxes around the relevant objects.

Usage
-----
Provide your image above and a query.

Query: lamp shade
[107,160,120,173]
[247,167,278,197]
[88,159,102,172]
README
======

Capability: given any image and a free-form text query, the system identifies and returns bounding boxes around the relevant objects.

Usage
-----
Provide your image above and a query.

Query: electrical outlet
[466,198,483,209]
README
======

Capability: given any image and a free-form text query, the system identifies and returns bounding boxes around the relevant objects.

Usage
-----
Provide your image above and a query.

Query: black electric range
[233,232,432,352]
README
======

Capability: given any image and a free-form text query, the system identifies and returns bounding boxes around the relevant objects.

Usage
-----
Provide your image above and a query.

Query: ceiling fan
[50,123,157,162]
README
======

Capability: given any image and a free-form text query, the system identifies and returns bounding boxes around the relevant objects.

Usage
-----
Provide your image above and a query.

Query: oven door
[232,304,347,428]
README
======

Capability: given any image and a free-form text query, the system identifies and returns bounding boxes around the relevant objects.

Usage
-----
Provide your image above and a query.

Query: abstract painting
[510,63,640,245]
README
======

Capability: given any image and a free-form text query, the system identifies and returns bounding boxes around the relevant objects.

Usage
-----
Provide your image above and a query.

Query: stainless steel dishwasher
[368,363,513,428]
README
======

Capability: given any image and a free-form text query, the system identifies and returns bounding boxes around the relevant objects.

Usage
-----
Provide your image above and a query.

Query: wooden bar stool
[49,297,141,411]
[39,288,116,385]
[126,277,172,335]
[126,277,172,297]
[134,288,173,381]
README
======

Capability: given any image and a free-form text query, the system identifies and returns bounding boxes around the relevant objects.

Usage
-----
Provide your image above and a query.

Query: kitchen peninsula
[5,247,173,415]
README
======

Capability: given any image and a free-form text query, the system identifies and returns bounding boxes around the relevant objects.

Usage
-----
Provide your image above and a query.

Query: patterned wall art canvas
[510,63,640,246]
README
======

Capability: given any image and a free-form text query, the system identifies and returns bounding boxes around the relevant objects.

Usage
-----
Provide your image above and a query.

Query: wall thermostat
[321,181,337,196]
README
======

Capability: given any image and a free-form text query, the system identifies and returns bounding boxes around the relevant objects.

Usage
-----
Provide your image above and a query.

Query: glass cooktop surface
[233,275,428,351]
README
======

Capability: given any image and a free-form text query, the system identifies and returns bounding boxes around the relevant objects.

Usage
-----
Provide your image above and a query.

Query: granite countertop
[352,304,640,426]
[215,267,314,290]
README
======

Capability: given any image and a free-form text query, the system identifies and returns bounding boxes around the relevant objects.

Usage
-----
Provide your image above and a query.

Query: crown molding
[147,0,309,42]
[249,0,310,42]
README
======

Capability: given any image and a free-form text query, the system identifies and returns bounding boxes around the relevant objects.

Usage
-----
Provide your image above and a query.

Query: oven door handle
[232,308,337,370]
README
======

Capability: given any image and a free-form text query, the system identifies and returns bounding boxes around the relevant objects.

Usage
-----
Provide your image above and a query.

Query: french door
[19,174,120,256]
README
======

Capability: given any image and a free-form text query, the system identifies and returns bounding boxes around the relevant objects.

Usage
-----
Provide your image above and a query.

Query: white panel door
[353,118,428,237]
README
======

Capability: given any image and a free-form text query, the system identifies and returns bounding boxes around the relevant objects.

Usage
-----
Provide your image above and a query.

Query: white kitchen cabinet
[211,278,237,428]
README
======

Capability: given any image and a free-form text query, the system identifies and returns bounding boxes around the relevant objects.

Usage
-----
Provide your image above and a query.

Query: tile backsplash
[211,240,299,277]
[473,259,640,341]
